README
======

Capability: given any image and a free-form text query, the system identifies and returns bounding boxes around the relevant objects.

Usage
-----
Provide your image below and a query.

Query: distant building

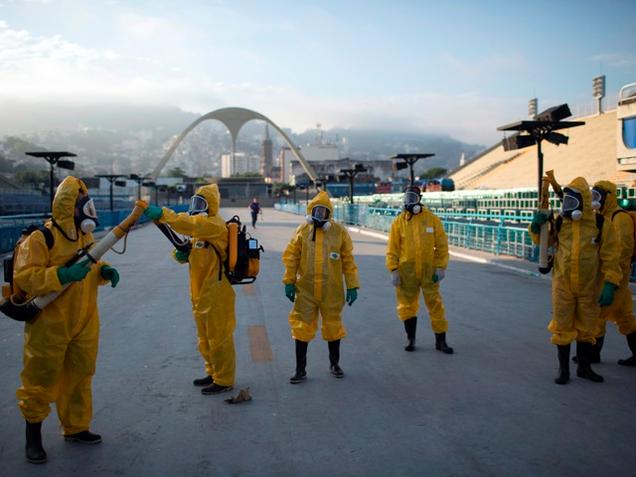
[221,152,261,178]
[277,146,293,183]
[261,124,273,178]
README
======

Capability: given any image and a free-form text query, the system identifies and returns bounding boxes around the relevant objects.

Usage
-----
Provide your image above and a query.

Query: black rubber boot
[64,430,102,444]
[576,342,604,383]
[328,339,344,378]
[201,383,233,395]
[618,331,636,366]
[290,340,308,384]
[25,421,47,464]
[193,375,213,386]
[573,335,604,364]
[554,344,570,385]
[403,317,417,351]
[435,333,454,354]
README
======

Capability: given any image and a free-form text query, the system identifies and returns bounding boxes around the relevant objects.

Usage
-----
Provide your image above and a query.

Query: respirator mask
[561,187,584,221]
[403,188,422,215]
[188,194,209,216]
[75,195,99,234]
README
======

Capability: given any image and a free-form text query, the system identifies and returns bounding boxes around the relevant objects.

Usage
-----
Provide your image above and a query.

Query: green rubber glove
[530,212,549,234]
[144,205,163,221]
[346,288,358,306]
[284,283,296,302]
[174,249,190,264]
[100,265,120,288]
[57,260,91,285]
[598,281,617,307]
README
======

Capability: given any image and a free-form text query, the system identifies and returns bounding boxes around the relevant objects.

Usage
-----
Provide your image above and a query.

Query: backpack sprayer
[0,201,147,322]
[153,215,263,285]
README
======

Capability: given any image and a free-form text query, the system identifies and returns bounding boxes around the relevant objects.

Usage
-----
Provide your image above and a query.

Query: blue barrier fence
[0,204,189,254]
[275,202,536,260]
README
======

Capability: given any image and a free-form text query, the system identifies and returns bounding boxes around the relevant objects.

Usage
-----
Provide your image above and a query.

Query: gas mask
[403,188,422,215]
[188,194,208,216]
[75,195,99,234]
[591,187,608,212]
[305,205,331,231]
[561,187,584,221]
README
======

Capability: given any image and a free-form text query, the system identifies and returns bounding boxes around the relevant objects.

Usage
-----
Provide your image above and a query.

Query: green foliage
[231,172,263,178]
[167,167,187,178]
[15,170,49,190]
[420,167,448,180]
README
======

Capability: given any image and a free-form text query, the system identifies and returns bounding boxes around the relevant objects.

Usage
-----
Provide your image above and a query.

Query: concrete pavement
[1,207,635,476]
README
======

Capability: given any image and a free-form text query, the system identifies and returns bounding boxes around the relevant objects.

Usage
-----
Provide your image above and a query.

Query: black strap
[40,227,54,249]
[210,244,224,281]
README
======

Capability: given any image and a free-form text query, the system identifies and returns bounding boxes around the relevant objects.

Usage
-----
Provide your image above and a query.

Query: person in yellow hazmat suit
[282,191,359,384]
[386,185,452,354]
[143,184,236,395]
[529,177,621,385]
[13,176,120,464]
[587,180,636,365]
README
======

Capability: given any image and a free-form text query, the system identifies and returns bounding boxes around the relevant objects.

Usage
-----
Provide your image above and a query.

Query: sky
[0,0,635,144]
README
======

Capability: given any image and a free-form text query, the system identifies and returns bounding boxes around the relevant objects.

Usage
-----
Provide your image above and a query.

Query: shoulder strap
[595,213,604,244]
[210,244,224,281]
[39,226,54,249]
[612,209,628,221]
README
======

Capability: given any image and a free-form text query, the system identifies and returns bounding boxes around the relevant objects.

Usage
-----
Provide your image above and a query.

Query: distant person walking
[249,197,262,228]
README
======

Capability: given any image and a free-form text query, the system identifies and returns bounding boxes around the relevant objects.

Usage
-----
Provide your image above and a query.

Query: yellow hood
[195,184,220,216]
[593,180,618,215]
[564,176,594,221]
[52,176,88,237]
[306,190,334,216]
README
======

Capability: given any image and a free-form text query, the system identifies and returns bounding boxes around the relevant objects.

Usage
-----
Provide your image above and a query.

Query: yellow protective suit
[282,192,359,342]
[593,180,636,337]
[159,184,236,387]
[529,177,621,345]
[14,177,109,434]
[386,206,449,332]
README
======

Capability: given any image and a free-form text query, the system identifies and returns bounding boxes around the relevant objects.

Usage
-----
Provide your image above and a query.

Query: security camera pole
[497,103,585,196]
[390,153,435,186]
[339,161,368,204]
[129,174,151,201]
[25,151,77,211]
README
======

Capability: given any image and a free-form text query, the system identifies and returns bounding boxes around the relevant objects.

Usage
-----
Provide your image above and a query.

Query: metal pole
[109,180,114,213]
[155,187,159,205]
[537,139,543,204]
[49,162,55,212]
[137,181,142,200]
[409,159,415,185]
[349,174,354,204]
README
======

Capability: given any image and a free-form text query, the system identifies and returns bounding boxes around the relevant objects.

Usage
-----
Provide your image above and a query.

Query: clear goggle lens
[311,205,330,221]
[189,195,208,215]
[404,191,420,206]
[79,197,98,219]
[562,194,580,213]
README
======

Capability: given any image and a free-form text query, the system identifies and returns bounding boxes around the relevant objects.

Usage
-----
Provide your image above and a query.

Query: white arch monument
[151,107,318,182]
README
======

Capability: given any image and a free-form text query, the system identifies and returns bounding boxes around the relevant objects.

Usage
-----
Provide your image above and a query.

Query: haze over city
[1,0,635,144]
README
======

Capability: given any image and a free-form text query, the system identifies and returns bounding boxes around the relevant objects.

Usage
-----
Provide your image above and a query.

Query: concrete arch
[151,107,317,182]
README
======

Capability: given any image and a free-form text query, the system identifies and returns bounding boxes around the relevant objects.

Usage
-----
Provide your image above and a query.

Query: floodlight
[535,103,572,122]
[545,132,569,146]
[502,133,536,151]
[57,159,75,170]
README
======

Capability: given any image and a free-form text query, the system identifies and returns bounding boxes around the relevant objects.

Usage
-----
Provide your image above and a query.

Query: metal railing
[0,204,189,254]
[275,203,535,260]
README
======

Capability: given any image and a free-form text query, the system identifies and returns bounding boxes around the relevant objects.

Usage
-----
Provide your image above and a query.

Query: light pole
[96,174,124,213]
[129,174,151,200]
[339,162,367,204]
[390,153,435,186]
[25,151,76,211]
[497,103,585,198]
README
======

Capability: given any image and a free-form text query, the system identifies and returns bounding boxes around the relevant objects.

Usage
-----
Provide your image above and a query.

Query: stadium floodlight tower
[96,174,124,213]
[497,103,585,196]
[25,151,77,210]
[390,153,435,185]
[339,161,367,204]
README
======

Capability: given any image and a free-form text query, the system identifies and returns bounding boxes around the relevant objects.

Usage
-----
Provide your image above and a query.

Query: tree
[167,166,187,178]
[15,170,49,191]
[231,172,263,178]
[420,167,448,180]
